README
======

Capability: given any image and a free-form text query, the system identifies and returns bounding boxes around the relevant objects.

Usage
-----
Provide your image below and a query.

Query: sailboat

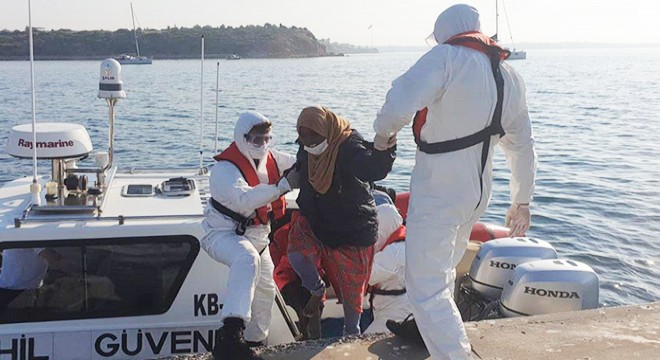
[115,3,153,65]
[494,0,526,60]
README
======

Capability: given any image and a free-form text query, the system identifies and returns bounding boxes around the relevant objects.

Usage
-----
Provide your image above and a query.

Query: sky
[1,0,659,46]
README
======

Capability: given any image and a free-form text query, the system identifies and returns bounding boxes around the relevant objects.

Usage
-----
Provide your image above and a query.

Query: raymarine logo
[17,138,74,149]
[524,286,580,299]
[489,260,516,270]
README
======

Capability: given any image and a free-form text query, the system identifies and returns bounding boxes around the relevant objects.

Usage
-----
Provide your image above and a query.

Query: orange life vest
[214,142,286,224]
[380,225,406,251]
[411,31,508,210]
[411,31,508,149]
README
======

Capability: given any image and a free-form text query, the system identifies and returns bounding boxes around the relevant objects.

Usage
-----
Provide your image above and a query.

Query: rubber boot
[245,340,265,348]
[213,317,259,360]
[385,314,425,345]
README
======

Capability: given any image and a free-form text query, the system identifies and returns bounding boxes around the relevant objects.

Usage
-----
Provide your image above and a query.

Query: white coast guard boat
[0,59,298,360]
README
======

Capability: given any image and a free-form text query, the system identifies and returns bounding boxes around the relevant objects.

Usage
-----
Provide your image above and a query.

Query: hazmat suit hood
[427,4,481,45]
[375,204,404,252]
[234,111,272,161]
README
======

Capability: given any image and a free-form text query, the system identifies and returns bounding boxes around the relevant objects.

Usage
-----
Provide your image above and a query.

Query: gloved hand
[505,203,531,237]
[374,134,397,151]
[278,163,301,192]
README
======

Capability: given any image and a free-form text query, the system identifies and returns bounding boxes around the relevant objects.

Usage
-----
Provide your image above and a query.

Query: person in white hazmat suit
[372,4,537,359]
[364,201,412,334]
[202,111,297,360]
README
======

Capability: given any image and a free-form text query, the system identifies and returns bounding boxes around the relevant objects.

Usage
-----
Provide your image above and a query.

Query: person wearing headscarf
[287,105,396,336]
[372,4,537,359]
[202,111,296,360]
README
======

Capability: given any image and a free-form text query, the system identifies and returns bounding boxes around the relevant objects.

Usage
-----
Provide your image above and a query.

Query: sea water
[1,48,659,307]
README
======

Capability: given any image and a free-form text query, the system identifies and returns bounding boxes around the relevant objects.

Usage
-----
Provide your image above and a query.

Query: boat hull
[507,50,526,60]
[115,57,153,65]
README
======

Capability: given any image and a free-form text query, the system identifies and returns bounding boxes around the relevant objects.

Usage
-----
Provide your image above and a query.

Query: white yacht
[495,0,526,60]
[114,3,153,65]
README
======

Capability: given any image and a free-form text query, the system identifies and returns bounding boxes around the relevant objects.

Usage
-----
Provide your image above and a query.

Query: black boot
[245,340,265,348]
[213,317,259,360]
[386,314,425,345]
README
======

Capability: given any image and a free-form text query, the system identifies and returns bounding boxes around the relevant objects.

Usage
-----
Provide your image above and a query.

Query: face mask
[304,140,328,156]
[248,143,268,159]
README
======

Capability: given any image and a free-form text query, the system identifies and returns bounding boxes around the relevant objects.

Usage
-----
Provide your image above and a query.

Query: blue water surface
[1,48,659,307]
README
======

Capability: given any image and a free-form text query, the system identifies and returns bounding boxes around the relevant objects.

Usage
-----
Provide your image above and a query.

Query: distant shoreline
[0,53,348,61]
[0,25,332,60]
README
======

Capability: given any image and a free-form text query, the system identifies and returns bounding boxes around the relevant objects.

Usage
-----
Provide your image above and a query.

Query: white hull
[507,50,526,60]
[0,169,297,360]
[115,56,153,65]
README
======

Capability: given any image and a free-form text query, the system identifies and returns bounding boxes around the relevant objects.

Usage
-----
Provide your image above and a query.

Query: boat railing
[12,167,212,228]
[14,211,204,229]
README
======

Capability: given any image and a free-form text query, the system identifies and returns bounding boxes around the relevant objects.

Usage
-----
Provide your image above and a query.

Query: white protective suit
[373,5,537,359]
[364,204,412,334]
[202,111,296,342]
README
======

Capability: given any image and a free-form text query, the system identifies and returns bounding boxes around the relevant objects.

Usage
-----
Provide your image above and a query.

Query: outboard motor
[469,237,558,299]
[499,259,599,317]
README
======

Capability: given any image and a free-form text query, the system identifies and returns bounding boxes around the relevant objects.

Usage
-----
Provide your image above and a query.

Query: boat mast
[495,0,499,41]
[501,0,517,50]
[131,3,140,57]
[199,35,205,173]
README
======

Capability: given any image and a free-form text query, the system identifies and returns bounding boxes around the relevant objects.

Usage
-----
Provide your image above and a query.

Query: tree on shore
[0,24,329,60]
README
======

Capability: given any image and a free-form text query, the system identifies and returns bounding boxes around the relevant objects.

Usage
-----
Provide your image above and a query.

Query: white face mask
[304,140,328,156]
[248,143,268,159]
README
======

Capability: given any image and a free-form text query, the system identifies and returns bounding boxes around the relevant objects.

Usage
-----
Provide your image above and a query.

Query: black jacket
[296,130,396,248]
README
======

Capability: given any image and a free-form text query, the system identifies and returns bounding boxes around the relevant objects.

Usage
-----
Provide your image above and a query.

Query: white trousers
[202,230,276,342]
[406,216,478,360]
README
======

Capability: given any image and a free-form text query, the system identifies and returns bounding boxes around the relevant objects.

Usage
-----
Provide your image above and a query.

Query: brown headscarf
[297,106,352,194]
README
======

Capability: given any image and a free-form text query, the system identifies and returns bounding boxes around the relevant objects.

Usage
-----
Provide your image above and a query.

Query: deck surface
[171,302,660,360]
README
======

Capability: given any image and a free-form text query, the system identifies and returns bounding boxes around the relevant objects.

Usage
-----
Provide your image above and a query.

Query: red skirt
[288,215,374,313]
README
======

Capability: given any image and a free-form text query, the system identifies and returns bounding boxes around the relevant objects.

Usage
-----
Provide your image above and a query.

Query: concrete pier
[171,302,660,360]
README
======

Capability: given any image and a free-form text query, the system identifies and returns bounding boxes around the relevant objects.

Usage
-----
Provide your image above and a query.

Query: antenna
[198,35,205,173]
[214,61,220,154]
[27,0,40,206]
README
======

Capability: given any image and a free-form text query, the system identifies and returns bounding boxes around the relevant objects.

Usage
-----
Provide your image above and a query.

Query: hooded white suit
[373,5,537,359]
[364,204,412,334]
[202,111,296,342]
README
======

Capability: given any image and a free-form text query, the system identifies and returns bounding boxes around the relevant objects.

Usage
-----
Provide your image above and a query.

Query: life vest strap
[211,197,259,236]
[413,50,505,154]
[369,287,406,296]
[417,124,501,154]
[368,286,407,311]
